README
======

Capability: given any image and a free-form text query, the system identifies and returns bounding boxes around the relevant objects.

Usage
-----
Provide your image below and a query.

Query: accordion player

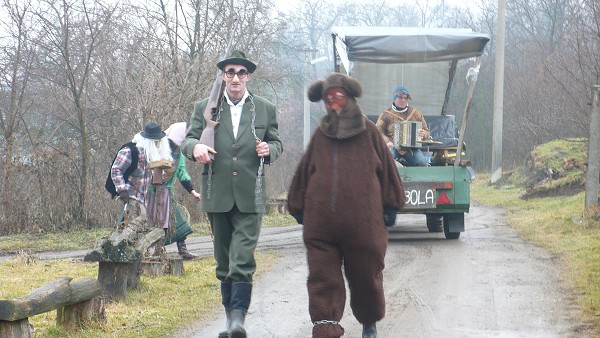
[393,121,423,148]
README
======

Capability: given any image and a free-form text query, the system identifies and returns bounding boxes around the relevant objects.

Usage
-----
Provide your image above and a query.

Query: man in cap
[182,50,283,338]
[111,122,173,221]
[375,86,430,166]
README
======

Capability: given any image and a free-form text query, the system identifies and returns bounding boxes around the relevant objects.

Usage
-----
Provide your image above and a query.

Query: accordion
[393,121,422,148]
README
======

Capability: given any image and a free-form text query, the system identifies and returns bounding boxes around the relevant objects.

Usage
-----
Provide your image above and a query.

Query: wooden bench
[0,277,105,338]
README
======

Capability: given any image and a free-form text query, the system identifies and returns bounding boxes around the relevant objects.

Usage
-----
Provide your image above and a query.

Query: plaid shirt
[111,145,151,203]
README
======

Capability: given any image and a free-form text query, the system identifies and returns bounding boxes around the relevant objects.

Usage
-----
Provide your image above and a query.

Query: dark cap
[217,50,257,73]
[140,122,166,140]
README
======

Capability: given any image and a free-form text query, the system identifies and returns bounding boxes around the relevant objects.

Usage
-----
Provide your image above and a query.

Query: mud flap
[445,213,465,233]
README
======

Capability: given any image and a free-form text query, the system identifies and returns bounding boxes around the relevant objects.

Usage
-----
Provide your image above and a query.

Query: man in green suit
[181,50,283,338]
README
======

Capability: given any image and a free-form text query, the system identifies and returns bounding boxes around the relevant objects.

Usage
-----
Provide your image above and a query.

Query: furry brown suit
[288,73,405,338]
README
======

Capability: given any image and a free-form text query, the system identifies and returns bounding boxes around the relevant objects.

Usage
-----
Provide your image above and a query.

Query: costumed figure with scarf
[287,73,406,338]
[145,122,201,260]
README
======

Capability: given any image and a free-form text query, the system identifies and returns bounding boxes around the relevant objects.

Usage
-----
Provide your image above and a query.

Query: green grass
[472,173,600,336]
[0,251,277,337]
[0,213,290,336]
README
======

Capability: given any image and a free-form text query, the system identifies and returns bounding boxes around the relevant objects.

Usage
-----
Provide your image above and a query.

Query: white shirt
[224,90,249,138]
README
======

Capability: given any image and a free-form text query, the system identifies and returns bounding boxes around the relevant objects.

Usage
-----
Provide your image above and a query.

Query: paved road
[2,206,591,338]
[175,205,590,338]
[0,224,304,263]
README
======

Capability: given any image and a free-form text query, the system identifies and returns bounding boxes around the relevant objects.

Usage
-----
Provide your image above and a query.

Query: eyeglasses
[325,92,347,105]
[325,89,349,108]
[224,69,249,79]
[395,90,410,100]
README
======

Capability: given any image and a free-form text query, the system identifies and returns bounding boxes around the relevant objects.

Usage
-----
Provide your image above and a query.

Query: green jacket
[181,93,283,213]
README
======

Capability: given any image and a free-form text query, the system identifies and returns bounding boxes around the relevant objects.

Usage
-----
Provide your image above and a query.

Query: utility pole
[302,48,318,150]
[301,48,326,150]
[585,85,600,210]
[491,0,506,183]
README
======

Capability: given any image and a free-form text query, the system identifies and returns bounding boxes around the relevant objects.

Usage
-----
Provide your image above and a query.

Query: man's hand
[193,143,217,164]
[256,141,270,157]
[118,190,129,204]
[383,207,397,227]
[191,190,201,201]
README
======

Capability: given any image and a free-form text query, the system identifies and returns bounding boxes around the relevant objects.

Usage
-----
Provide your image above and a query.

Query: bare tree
[29,0,118,226]
[0,0,37,234]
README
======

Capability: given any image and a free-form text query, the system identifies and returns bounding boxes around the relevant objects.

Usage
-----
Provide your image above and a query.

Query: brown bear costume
[287,73,405,338]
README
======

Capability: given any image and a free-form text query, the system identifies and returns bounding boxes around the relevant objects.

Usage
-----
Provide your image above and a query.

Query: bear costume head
[308,73,366,140]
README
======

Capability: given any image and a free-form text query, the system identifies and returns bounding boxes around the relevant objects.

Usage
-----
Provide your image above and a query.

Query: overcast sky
[274,0,475,14]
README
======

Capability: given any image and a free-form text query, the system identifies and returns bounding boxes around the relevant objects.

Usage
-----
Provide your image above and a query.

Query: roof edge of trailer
[332,26,491,64]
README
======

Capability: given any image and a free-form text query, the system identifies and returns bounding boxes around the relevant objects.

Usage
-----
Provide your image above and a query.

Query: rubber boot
[229,309,247,338]
[362,323,377,338]
[229,282,252,338]
[217,310,230,338]
[218,282,232,338]
[177,240,197,259]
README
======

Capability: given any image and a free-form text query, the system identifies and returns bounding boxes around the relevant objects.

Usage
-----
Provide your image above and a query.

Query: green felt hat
[217,50,257,73]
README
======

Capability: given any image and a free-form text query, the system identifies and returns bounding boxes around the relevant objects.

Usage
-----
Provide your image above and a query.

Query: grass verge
[0,213,291,336]
[0,251,277,337]
[472,173,600,336]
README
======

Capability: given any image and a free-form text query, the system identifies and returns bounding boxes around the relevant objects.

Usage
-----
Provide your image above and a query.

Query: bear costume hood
[308,73,366,140]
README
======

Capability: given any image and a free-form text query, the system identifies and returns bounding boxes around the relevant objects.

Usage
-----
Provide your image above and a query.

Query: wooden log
[0,277,70,321]
[0,318,31,338]
[83,216,150,263]
[136,228,164,254]
[56,296,105,331]
[0,277,100,322]
[0,277,101,322]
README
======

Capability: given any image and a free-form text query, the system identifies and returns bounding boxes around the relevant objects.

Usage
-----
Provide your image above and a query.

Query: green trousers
[208,206,261,282]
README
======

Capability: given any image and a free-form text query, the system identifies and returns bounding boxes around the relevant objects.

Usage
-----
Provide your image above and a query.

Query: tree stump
[56,296,105,331]
[86,227,163,302]
[140,253,184,277]
[168,253,184,276]
[0,319,31,338]
[97,262,129,302]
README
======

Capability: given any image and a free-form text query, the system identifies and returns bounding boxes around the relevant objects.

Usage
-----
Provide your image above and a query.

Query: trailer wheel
[426,214,443,232]
[443,214,462,239]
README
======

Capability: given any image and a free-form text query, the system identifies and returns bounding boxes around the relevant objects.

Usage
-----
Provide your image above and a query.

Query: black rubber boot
[229,282,252,338]
[362,323,377,338]
[176,240,197,259]
[229,308,247,338]
[217,310,230,338]
[218,282,232,338]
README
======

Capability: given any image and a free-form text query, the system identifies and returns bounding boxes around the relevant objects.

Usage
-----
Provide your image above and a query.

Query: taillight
[434,182,454,189]
[437,191,451,204]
